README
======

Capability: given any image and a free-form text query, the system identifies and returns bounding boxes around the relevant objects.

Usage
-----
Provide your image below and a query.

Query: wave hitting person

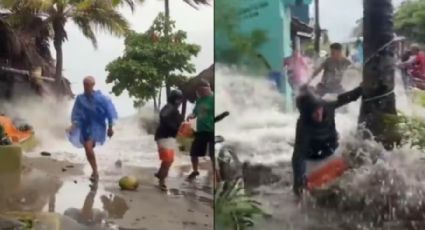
[187,80,214,181]
[154,90,184,191]
[292,84,363,198]
[67,76,118,182]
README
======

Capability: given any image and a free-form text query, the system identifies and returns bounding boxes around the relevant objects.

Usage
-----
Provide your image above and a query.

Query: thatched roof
[0,18,21,61]
[182,64,214,103]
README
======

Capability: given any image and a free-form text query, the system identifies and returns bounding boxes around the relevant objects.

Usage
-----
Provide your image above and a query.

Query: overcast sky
[60,1,213,116]
[316,0,405,42]
[58,0,408,116]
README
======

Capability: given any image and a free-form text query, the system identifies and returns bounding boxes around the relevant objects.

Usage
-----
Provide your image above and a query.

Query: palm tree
[0,0,131,91]
[162,0,210,97]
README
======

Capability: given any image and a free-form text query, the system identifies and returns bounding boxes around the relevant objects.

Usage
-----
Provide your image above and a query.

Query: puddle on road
[0,161,213,229]
[0,167,129,229]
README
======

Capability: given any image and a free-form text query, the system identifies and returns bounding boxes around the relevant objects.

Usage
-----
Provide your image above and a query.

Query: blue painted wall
[216,0,312,111]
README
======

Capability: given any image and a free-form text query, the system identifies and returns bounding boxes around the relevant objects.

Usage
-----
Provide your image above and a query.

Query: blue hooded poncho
[68,90,118,148]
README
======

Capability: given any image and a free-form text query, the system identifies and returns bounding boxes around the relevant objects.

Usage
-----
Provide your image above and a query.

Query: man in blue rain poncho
[67,76,118,182]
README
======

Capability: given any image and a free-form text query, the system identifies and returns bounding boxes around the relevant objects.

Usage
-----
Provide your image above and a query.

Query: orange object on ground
[158,148,175,163]
[306,158,348,190]
[178,122,194,138]
[0,115,32,144]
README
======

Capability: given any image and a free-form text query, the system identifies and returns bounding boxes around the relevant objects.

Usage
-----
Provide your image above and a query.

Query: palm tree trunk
[53,19,64,94]
[164,0,171,98]
[359,0,398,149]
[54,37,63,90]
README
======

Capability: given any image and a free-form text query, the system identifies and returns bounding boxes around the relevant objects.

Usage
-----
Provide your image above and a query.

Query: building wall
[215,0,312,111]
[290,4,310,24]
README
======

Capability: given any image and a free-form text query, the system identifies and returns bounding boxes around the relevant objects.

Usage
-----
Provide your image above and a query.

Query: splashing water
[215,65,425,229]
[0,94,192,171]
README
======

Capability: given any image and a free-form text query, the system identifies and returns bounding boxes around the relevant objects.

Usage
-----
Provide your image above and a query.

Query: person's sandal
[186,171,200,181]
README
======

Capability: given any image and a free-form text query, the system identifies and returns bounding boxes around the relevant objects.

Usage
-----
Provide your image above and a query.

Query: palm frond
[215,179,266,230]
[0,0,53,12]
[182,0,210,10]
[111,0,145,12]
[78,9,129,37]
[72,16,97,48]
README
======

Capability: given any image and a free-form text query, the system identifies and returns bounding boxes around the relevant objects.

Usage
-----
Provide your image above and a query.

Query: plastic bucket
[306,152,348,190]
[178,122,194,138]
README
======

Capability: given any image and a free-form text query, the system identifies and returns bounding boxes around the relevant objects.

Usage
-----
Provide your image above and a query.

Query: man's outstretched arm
[332,86,363,108]
[311,62,324,80]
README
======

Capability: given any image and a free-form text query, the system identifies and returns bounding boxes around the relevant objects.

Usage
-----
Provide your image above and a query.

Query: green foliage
[215,179,265,230]
[215,0,268,67]
[395,0,425,44]
[106,13,200,107]
[0,0,131,48]
[383,112,425,150]
[111,0,145,12]
[412,89,425,107]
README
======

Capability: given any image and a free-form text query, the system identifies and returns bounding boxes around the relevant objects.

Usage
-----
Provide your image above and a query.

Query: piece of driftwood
[0,66,55,82]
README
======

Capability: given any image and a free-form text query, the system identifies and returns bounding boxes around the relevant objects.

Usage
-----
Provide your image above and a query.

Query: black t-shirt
[154,104,183,141]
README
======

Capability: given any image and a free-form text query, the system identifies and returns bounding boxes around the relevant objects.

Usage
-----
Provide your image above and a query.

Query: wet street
[0,104,213,230]
[0,156,213,230]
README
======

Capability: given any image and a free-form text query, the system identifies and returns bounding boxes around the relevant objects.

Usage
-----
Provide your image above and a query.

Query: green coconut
[118,176,139,191]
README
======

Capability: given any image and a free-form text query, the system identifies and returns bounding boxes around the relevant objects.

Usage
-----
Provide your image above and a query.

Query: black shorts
[190,132,214,158]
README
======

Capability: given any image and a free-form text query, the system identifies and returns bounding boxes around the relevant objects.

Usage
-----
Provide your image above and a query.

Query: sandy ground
[0,155,213,230]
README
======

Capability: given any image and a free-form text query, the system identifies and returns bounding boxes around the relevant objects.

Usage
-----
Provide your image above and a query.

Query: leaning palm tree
[0,0,131,91]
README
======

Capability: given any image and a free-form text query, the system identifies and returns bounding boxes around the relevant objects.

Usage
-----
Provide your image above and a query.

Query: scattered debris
[115,160,122,168]
[40,151,51,156]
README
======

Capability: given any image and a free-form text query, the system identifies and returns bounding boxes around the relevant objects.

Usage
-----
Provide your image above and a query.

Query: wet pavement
[0,156,214,230]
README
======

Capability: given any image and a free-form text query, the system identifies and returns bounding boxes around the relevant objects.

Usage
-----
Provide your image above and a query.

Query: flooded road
[0,98,213,230]
[215,66,425,230]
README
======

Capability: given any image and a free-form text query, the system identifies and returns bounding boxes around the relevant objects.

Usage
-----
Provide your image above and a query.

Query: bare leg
[187,156,200,181]
[191,156,199,173]
[84,140,98,180]
[157,161,172,180]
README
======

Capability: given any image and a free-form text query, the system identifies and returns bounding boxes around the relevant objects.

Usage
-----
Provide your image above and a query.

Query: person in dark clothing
[154,90,184,190]
[292,85,363,197]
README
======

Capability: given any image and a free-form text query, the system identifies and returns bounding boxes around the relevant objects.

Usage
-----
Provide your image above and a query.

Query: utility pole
[359,0,398,149]
[314,0,321,55]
